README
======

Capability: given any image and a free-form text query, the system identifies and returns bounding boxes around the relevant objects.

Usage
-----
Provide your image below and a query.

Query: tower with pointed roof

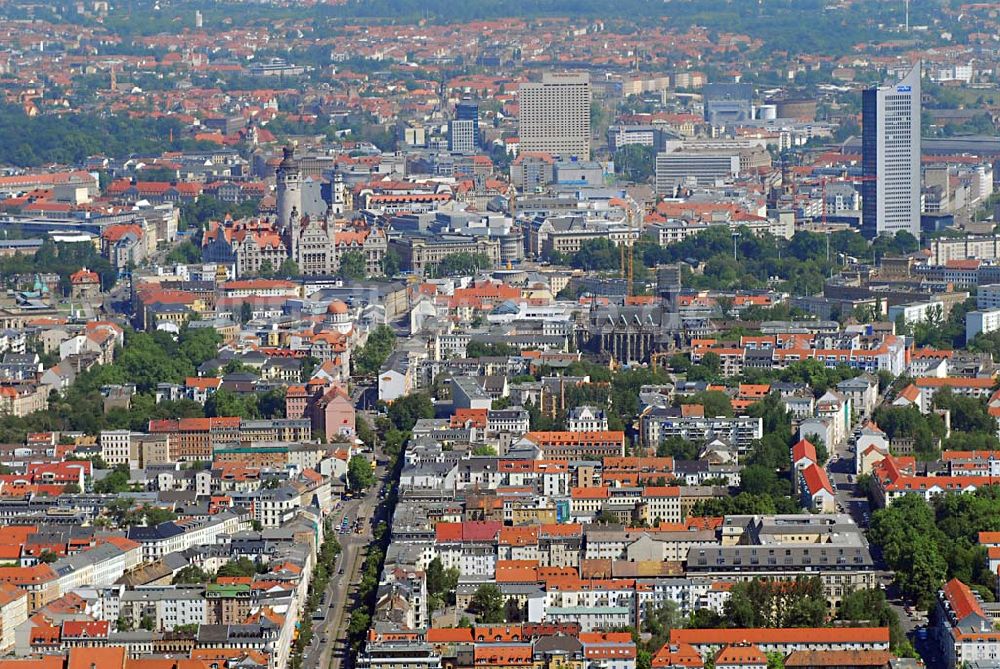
[276,146,302,228]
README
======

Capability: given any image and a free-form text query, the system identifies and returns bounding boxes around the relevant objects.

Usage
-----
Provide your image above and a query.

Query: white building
[518,72,591,158]
[448,119,476,153]
[888,299,944,325]
[99,430,137,468]
[567,406,608,432]
[655,151,740,192]
[0,584,27,653]
[966,309,1000,341]
[936,578,1000,669]
[862,62,921,238]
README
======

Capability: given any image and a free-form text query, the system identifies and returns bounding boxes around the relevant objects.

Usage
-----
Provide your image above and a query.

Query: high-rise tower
[276,146,302,227]
[518,72,591,159]
[862,62,921,238]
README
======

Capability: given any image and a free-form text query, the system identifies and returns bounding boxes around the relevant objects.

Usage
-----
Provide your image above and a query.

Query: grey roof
[127,521,185,542]
[122,586,205,602]
[686,544,874,571]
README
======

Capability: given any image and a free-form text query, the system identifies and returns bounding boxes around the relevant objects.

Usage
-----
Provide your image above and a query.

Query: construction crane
[619,241,635,297]
[650,351,672,371]
[619,204,638,297]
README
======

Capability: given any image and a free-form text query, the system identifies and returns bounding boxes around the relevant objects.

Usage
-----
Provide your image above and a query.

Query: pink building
[315,386,356,443]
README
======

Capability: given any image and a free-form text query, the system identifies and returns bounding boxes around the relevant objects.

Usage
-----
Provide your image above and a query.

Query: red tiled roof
[792,439,817,464]
[802,463,833,495]
[671,627,889,645]
[943,578,985,622]
[434,520,502,543]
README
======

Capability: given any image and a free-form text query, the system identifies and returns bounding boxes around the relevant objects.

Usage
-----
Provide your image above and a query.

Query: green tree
[166,240,202,264]
[425,557,447,595]
[143,505,177,526]
[656,436,698,460]
[679,390,733,417]
[217,557,258,578]
[258,387,287,419]
[504,598,525,622]
[642,601,680,650]
[469,584,505,623]
[178,327,223,369]
[338,251,368,281]
[173,565,212,584]
[387,393,434,431]
[94,465,132,494]
[593,510,619,524]
[433,252,492,277]
[348,610,371,636]
[348,455,376,491]
[615,144,656,183]
[466,342,518,358]
[869,495,948,608]
[277,258,300,278]
[724,577,827,628]
[569,238,620,271]
[206,389,259,419]
[838,588,911,654]
[382,250,402,276]
[354,325,396,375]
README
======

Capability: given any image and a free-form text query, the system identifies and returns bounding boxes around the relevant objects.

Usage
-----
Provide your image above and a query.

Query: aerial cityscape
[7,1,1000,669]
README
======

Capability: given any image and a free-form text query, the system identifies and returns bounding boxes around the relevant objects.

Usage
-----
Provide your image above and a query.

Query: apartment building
[639,408,763,452]
[935,578,1000,669]
[518,431,626,459]
[670,627,889,661]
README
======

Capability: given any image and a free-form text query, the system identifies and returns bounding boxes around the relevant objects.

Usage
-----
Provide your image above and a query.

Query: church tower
[276,146,302,227]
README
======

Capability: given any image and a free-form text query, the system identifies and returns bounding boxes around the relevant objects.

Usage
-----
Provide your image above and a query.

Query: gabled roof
[714,644,766,667]
[801,463,833,497]
[942,578,986,623]
[791,439,817,464]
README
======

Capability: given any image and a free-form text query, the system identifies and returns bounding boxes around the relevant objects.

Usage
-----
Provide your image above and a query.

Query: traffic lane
[314,477,387,668]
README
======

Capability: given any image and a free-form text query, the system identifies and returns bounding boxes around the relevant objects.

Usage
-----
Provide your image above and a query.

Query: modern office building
[448,119,476,153]
[703,83,753,124]
[654,151,740,192]
[518,72,591,158]
[862,62,921,238]
[455,100,479,142]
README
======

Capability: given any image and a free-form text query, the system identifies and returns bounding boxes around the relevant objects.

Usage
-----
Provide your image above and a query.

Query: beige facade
[519,73,591,158]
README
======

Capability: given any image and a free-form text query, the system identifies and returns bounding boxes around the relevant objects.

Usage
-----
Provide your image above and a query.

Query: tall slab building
[862,62,921,238]
[518,72,591,159]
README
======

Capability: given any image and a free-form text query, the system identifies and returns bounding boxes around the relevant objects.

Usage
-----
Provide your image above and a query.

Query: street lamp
[731,231,740,262]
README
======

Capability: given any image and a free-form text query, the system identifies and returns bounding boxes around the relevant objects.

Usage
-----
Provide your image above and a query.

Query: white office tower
[862,62,921,238]
[518,72,591,159]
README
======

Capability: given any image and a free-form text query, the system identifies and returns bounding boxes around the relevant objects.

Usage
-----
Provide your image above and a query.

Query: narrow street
[302,459,389,669]
[824,398,930,651]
